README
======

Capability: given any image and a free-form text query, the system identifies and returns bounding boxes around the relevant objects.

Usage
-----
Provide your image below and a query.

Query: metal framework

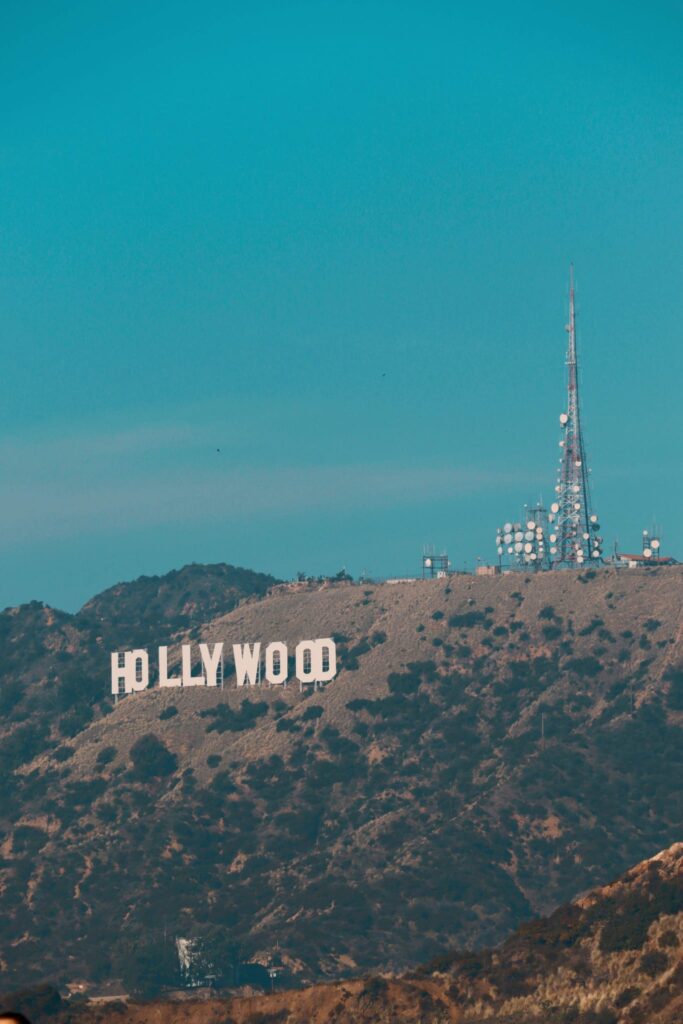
[422,549,450,578]
[548,267,602,567]
[495,503,552,571]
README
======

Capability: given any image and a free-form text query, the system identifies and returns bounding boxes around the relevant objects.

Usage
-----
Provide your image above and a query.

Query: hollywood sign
[110,638,337,695]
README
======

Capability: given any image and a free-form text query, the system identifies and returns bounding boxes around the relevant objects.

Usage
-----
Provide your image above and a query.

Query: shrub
[207,754,222,768]
[614,986,640,1009]
[95,745,117,768]
[129,734,177,779]
[542,625,562,641]
[159,705,178,720]
[301,705,324,722]
[96,802,117,823]
[276,718,300,733]
[564,656,602,678]
[579,617,604,636]
[639,950,668,977]
[346,698,374,713]
[201,700,268,733]
[210,770,236,795]
[53,745,75,762]
[538,605,556,620]
[363,976,388,1000]
[13,825,49,854]
[448,611,489,629]
[64,777,107,806]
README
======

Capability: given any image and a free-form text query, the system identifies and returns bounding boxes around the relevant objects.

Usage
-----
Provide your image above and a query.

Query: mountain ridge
[1,563,682,992]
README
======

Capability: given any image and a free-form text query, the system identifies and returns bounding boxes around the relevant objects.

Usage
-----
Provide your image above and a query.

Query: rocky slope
[1,564,682,991]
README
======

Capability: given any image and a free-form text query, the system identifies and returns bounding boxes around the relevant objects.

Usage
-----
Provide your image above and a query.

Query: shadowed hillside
[8,843,680,1023]
[0,564,682,991]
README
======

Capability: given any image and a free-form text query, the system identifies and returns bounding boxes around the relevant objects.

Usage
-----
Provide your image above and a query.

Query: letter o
[265,642,288,685]
[127,649,149,692]
[295,640,318,684]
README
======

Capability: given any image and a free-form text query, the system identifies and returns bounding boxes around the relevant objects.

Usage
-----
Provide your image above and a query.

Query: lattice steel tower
[548,267,603,567]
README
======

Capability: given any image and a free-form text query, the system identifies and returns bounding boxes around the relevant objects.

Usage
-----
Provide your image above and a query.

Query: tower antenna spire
[548,266,603,567]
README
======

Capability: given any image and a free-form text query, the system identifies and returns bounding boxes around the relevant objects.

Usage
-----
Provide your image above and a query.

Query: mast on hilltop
[548,266,603,567]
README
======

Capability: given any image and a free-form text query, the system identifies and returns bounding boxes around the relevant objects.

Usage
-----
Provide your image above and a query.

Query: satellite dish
[504,533,513,544]
[514,542,523,553]
[508,546,514,554]
[590,514,598,523]
[425,558,432,567]
[551,502,559,513]
[560,413,569,424]
[525,531,534,541]
[575,460,582,466]
[550,533,557,542]
[526,520,536,530]
[515,531,524,542]
[504,522,513,532]
[550,546,557,555]
[555,485,561,493]
[643,529,649,536]
[497,546,504,555]
[583,532,590,540]
[652,539,661,550]
[572,484,580,493]
[643,548,652,558]
[524,543,533,553]
[559,440,565,447]
[530,552,537,560]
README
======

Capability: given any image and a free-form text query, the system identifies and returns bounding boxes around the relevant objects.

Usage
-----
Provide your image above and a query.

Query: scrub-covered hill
[1,564,682,992]
[0,561,278,773]
[11,842,681,1023]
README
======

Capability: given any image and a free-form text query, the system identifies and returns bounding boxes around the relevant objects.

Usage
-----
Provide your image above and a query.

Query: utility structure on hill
[547,266,603,567]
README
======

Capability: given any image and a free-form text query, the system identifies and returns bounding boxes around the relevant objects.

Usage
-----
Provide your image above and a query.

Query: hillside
[0,564,682,992]
[8,842,681,1023]
[430,839,683,1023]
[0,561,278,775]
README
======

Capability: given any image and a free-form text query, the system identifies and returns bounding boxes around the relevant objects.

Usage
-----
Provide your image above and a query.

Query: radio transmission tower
[548,267,603,567]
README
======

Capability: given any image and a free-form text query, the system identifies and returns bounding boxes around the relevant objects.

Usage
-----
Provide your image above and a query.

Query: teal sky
[2,1,682,610]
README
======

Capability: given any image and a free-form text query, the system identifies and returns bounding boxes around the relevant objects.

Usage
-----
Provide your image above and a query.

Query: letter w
[233,643,261,687]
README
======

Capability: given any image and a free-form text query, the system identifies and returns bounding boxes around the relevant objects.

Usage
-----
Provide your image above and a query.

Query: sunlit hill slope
[0,563,682,991]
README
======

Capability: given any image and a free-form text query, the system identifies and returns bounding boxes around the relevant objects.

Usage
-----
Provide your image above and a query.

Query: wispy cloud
[0,422,543,547]
[0,422,211,479]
